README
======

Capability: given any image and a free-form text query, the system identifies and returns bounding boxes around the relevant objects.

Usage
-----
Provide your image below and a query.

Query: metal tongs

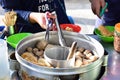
[45,13,53,42]
[45,11,67,47]
[52,11,67,47]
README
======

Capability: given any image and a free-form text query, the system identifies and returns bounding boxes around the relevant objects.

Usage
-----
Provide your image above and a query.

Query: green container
[7,33,32,48]
[94,26,114,42]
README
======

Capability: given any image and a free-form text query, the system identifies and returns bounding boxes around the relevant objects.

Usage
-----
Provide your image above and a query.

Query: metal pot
[15,31,105,80]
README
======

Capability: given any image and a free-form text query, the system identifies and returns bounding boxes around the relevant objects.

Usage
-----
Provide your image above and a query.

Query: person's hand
[90,0,108,18]
[29,12,56,29]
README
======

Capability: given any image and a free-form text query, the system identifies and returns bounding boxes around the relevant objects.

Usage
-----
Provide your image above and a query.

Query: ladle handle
[67,41,77,60]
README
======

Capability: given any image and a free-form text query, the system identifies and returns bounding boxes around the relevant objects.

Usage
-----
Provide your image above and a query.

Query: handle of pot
[8,52,20,71]
[100,50,108,78]
[0,30,7,39]
[102,50,108,66]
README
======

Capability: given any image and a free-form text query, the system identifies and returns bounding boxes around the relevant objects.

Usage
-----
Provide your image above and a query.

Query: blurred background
[65,0,97,34]
[0,0,97,34]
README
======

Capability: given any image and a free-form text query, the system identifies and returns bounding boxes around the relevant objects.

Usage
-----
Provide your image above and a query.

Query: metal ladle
[44,41,77,68]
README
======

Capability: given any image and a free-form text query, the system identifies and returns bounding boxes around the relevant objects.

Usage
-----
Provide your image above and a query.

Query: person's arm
[0,0,55,29]
[12,10,55,29]
[89,0,107,18]
[29,12,56,29]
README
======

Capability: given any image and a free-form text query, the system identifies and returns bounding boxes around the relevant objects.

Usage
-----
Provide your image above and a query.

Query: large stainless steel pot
[15,31,105,80]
